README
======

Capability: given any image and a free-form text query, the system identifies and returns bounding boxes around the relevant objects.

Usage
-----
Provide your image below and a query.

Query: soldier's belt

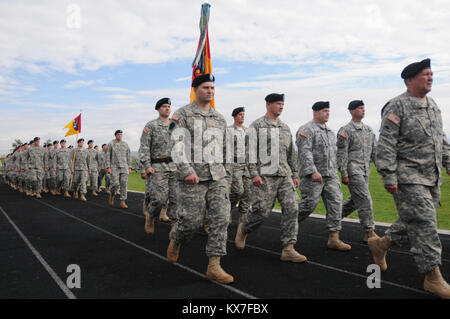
[151,157,173,164]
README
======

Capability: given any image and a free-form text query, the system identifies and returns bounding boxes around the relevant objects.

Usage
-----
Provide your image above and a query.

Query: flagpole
[69,132,77,190]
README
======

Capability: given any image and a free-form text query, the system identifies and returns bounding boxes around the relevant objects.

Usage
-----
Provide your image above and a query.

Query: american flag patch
[339,131,348,139]
[172,113,181,121]
[387,113,400,126]
[299,131,308,138]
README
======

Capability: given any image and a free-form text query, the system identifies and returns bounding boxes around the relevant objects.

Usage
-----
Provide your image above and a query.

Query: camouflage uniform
[71,147,90,195]
[169,102,231,257]
[377,91,450,274]
[87,148,99,191]
[43,147,50,190]
[240,115,299,247]
[228,124,251,220]
[98,150,110,189]
[337,121,377,231]
[296,120,343,231]
[27,145,45,194]
[106,139,131,201]
[47,147,58,190]
[56,148,72,191]
[139,118,178,221]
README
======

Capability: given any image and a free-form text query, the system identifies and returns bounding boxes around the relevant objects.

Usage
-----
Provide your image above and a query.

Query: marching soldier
[228,107,252,224]
[27,137,45,198]
[106,130,131,208]
[167,74,234,284]
[87,140,100,196]
[56,139,72,198]
[337,100,378,242]
[234,93,306,263]
[139,97,178,234]
[48,141,59,195]
[368,58,450,298]
[43,143,51,193]
[296,101,352,251]
[71,138,90,201]
[97,144,110,194]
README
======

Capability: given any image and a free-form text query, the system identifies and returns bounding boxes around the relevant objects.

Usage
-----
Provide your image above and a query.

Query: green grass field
[125,165,450,230]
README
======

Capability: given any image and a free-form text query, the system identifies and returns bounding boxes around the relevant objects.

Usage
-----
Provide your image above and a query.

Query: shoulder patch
[299,131,308,138]
[172,113,181,121]
[143,127,149,134]
[387,113,400,126]
[339,131,348,139]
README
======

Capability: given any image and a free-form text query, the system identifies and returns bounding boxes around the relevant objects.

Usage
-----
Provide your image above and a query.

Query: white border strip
[0,205,77,299]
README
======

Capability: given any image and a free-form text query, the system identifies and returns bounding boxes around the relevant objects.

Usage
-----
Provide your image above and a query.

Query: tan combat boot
[120,200,128,209]
[55,188,62,195]
[167,239,181,263]
[43,187,48,193]
[73,192,78,200]
[363,230,380,243]
[327,231,352,251]
[234,223,247,250]
[108,193,115,206]
[64,190,71,198]
[105,188,111,195]
[80,194,87,202]
[424,267,450,299]
[97,187,102,193]
[92,190,98,197]
[280,244,308,263]
[159,207,171,223]
[35,193,42,199]
[142,201,154,234]
[368,236,391,271]
[206,256,234,284]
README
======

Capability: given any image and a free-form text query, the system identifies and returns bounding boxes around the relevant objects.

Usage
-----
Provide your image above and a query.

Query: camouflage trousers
[29,168,44,193]
[342,174,375,231]
[98,169,110,189]
[170,178,230,257]
[145,170,178,221]
[298,175,343,232]
[110,167,128,200]
[241,176,299,247]
[88,169,98,190]
[48,168,57,189]
[57,168,71,190]
[72,170,88,195]
[229,164,251,217]
[385,184,442,274]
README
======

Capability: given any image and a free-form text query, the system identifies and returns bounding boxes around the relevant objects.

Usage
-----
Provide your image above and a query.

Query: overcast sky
[1,0,449,154]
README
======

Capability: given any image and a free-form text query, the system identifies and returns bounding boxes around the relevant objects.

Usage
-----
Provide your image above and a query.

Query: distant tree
[12,139,23,149]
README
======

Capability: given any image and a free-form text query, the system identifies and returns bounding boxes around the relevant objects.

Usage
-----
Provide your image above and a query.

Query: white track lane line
[35,199,257,300]
[0,205,77,299]
[83,199,431,296]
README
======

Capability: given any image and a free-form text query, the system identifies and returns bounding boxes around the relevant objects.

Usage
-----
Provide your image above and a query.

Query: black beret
[87,140,93,144]
[312,101,330,111]
[348,100,364,110]
[29,140,34,144]
[102,144,106,147]
[33,137,40,142]
[265,93,284,103]
[44,143,48,147]
[53,140,59,145]
[77,138,84,143]
[94,145,98,148]
[115,130,123,136]
[60,139,66,144]
[68,145,73,149]
[401,58,431,79]
[23,142,28,146]
[155,97,171,110]
[232,107,245,117]
[192,73,215,88]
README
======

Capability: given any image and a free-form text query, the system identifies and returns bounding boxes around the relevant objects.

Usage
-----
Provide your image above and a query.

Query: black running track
[1,180,449,303]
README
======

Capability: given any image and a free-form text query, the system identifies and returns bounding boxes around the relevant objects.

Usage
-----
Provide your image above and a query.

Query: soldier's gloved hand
[252,176,264,187]
[184,173,199,185]
[342,176,349,185]
[311,172,323,183]
[385,184,398,195]
[145,167,155,175]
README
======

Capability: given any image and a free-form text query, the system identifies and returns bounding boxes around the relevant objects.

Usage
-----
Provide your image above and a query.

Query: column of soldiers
[1,58,449,298]
[2,134,133,209]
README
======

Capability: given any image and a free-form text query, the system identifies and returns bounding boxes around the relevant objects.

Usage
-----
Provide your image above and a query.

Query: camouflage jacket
[56,148,72,170]
[72,147,90,171]
[337,121,377,178]
[139,118,176,173]
[228,124,250,177]
[106,140,131,169]
[27,146,45,169]
[247,115,297,178]
[87,148,99,170]
[377,91,450,186]
[296,120,338,178]
[98,151,107,169]
[169,102,231,182]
